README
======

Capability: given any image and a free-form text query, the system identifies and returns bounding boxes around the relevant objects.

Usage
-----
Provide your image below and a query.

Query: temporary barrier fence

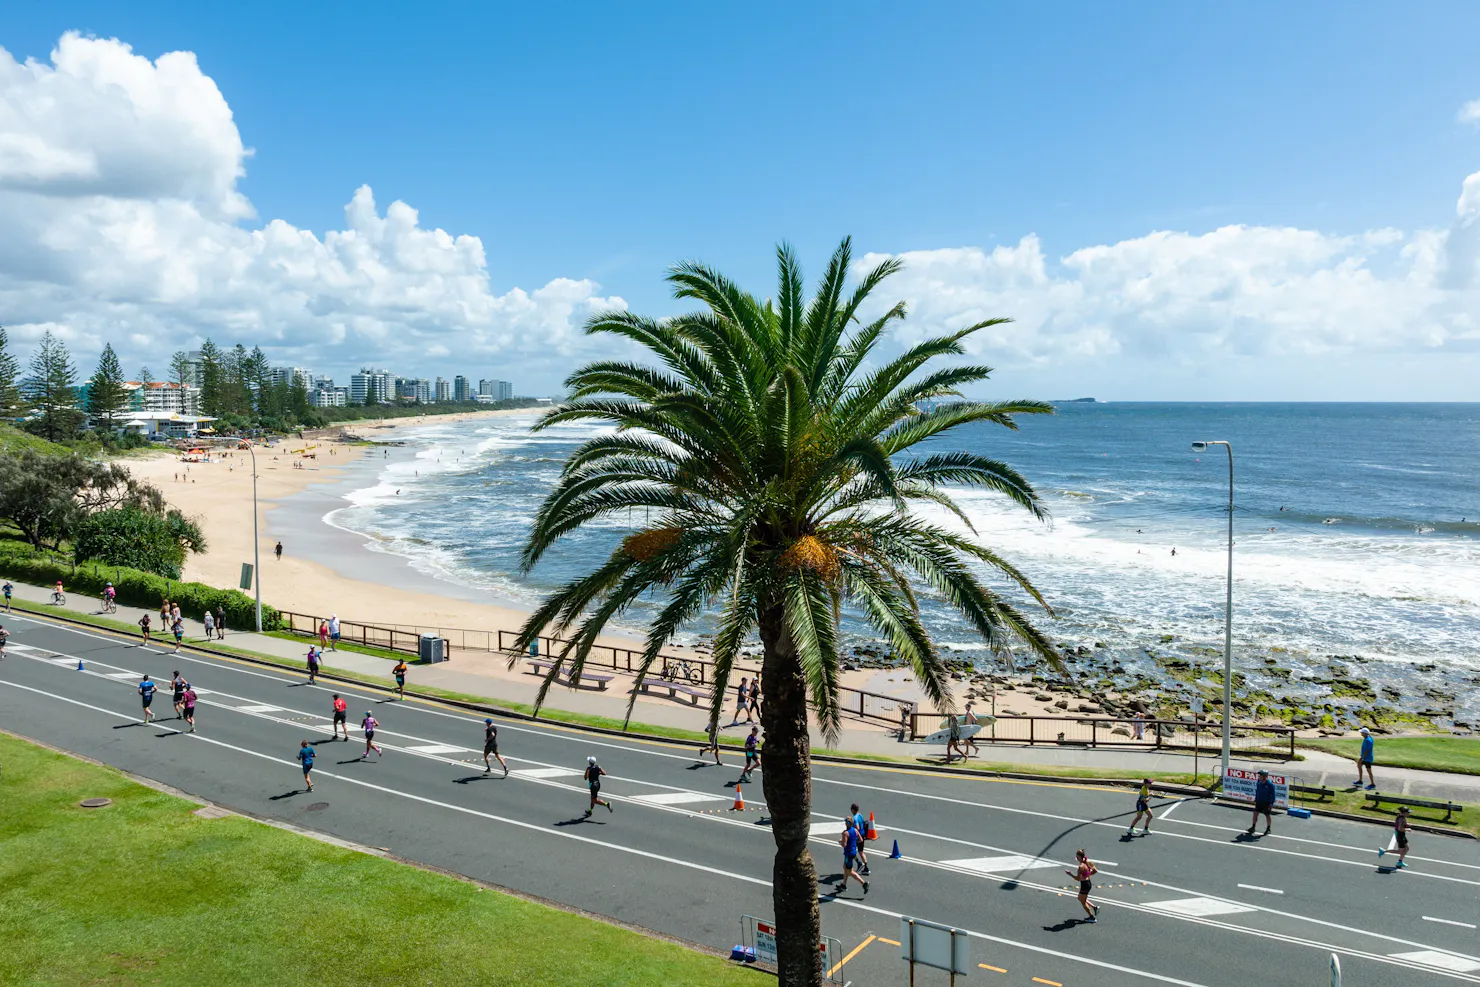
[736,915,843,983]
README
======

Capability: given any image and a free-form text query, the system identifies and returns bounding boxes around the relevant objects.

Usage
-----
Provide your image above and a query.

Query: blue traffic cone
[889,839,902,859]
[76,657,84,671]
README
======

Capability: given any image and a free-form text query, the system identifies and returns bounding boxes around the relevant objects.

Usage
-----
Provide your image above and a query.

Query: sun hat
[587,756,596,764]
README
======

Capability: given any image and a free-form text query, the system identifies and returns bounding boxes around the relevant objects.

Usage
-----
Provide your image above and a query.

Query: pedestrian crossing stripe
[940,855,1059,874]
[405,744,464,755]
[1143,896,1256,917]
[511,768,581,779]
[106,672,139,679]
[1387,951,1480,973]
[631,792,727,806]
[235,704,284,713]
[810,821,887,838]
[51,657,78,666]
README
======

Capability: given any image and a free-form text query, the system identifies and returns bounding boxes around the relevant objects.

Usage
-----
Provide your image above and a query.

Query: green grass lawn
[0,731,757,987]
[1298,736,1480,777]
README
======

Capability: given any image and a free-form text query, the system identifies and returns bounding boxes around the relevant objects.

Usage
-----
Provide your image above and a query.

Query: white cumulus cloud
[0,32,623,383]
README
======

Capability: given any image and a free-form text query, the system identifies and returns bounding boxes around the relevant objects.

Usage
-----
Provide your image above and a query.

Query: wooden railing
[907,712,1296,758]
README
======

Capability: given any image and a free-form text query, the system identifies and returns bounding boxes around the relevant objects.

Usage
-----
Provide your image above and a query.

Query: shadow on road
[555,816,605,827]
[269,790,304,801]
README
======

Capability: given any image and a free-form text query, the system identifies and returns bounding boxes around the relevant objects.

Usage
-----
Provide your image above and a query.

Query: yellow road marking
[1032,978,1063,986]
[877,937,901,946]
[979,962,1008,973]
[826,934,875,977]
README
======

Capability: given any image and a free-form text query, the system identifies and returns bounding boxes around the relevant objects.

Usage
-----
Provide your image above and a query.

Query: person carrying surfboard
[963,703,982,757]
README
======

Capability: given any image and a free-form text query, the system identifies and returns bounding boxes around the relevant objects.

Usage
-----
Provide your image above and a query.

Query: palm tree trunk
[758,604,823,987]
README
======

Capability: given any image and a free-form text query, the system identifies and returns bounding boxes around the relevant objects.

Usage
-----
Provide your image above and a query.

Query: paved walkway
[6,577,1477,807]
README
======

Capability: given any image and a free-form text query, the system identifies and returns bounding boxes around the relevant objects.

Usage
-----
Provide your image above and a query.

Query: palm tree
[514,238,1057,986]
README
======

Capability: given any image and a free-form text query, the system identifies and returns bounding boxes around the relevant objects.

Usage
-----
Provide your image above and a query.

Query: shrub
[0,544,281,630]
[72,506,201,579]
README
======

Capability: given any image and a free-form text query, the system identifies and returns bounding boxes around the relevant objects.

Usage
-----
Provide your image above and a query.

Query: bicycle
[101,595,118,614]
[659,658,703,684]
[51,590,66,606]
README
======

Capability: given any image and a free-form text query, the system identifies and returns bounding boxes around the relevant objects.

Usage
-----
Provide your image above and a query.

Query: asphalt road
[3,611,1479,987]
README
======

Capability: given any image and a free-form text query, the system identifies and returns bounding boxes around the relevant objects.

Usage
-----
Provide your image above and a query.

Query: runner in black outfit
[482,718,508,776]
[583,756,612,816]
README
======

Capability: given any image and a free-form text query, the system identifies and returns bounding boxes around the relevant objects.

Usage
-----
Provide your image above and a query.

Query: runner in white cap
[583,756,612,816]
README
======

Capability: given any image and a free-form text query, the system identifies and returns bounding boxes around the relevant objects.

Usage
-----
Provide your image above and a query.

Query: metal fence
[907,711,1295,758]
[278,611,445,658]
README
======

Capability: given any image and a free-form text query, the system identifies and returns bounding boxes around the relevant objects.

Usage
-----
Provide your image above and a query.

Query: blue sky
[3,4,1480,399]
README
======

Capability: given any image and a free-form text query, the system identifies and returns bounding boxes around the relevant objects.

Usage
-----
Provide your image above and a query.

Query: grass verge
[0,731,756,987]
[1297,737,1480,777]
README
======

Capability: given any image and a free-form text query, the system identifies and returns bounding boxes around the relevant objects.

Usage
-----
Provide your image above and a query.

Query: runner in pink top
[361,712,382,759]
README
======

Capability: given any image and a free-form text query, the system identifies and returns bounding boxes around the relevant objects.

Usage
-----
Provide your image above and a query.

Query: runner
[297,740,316,791]
[181,682,197,732]
[1245,769,1276,836]
[963,703,982,757]
[835,817,869,894]
[1378,806,1411,868]
[138,613,152,645]
[138,674,158,724]
[697,718,722,765]
[1128,778,1154,835]
[482,718,508,776]
[739,726,761,782]
[328,614,340,651]
[360,711,382,758]
[850,802,871,875]
[0,622,8,658]
[1066,849,1099,922]
[331,694,349,740]
[171,671,186,718]
[747,678,761,720]
[171,616,184,654]
[583,756,613,816]
[391,659,407,699]
[733,676,749,723]
[203,608,215,640]
[2,580,11,612]
[306,647,321,685]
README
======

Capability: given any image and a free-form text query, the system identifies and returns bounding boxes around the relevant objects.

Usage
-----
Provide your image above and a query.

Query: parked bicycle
[659,657,703,684]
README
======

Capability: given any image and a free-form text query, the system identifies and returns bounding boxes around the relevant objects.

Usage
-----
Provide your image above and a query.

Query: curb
[1211,797,1473,840]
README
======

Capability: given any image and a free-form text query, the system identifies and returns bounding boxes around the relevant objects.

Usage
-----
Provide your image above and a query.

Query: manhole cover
[79,798,113,808]
[306,802,329,812]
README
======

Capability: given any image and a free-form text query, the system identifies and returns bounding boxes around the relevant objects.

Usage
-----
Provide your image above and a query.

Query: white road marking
[511,767,581,779]
[105,672,138,679]
[1425,917,1479,930]
[630,791,727,806]
[1237,884,1284,895]
[404,744,465,755]
[234,704,284,713]
[9,676,1480,986]
[1145,897,1259,918]
[1389,951,1480,973]
[941,855,1062,874]
[1159,798,1184,819]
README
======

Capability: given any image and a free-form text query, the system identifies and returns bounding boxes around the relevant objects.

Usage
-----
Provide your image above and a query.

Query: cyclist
[52,579,65,605]
[103,582,117,612]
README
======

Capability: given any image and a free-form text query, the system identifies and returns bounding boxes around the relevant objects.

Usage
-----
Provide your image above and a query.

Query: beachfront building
[310,387,347,408]
[479,379,514,401]
[124,381,200,414]
[270,366,314,389]
[453,375,471,402]
[117,411,217,439]
[350,368,394,405]
[434,377,451,402]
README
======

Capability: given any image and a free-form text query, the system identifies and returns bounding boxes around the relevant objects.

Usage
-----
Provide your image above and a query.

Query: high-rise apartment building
[434,377,451,402]
[453,375,471,402]
[496,380,514,401]
[350,368,394,404]
[123,381,200,414]
[269,367,314,389]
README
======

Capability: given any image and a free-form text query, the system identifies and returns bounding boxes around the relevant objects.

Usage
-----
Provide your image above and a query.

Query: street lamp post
[1191,440,1234,780]
[245,437,262,632]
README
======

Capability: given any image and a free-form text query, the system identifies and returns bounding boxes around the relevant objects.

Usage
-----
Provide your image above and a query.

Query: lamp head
[1191,442,1208,452]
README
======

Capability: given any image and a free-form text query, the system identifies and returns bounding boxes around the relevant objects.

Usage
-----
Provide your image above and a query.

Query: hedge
[0,548,281,630]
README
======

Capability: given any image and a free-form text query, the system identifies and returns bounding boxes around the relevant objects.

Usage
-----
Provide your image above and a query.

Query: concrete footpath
[6,577,1477,807]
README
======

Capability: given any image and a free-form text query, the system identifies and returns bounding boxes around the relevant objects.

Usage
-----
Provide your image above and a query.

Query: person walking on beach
[1128,778,1154,835]
[391,659,408,699]
[482,718,508,776]
[203,608,215,640]
[138,613,152,646]
[215,605,226,639]
[1355,727,1377,790]
[360,712,382,759]
[171,671,186,719]
[740,726,761,783]
[297,740,316,791]
[138,674,158,724]
[331,694,349,740]
[733,676,749,723]
[697,718,722,765]
[1246,769,1276,836]
[1067,849,1099,922]
[963,703,982,757]
[275,540,283,561]
[583,756,612,816]
[306,647,321,685]
[181,683,197,732]
[1378,806,1411,869]
[328,614,340,651]
[835,817,869,895]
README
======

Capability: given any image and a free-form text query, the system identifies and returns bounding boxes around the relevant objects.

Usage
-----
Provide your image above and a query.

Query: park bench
[634,679,709,706]
[1290,784,1335,802]
[1365,791,1463,823]
[524,659,613,691]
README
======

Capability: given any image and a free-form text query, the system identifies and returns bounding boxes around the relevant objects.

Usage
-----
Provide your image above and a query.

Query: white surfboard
[920,720,989,745]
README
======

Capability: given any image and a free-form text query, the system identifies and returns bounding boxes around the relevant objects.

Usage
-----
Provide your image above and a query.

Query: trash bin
[419,634,446,663]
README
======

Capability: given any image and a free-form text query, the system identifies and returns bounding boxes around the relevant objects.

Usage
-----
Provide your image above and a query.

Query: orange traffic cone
[733,786,745,810]
[866,812,879,841]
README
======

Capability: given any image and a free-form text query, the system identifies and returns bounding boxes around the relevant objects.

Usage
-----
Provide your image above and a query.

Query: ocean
[325,403,1480,721]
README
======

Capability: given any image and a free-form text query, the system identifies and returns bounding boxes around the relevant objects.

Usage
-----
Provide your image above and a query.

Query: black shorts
[183,705,195,717]
[364,730,375,741]
[1255,802,1273,813]
[484,742,499,756]
[589,784,601,796]
[1395,832,1409,848]
[395,675,406,686]
[1079,880,1092,895]
[141,697,153,708]
[333,711,346,723]
[173,692,185,704]
[1135,798,1149,812]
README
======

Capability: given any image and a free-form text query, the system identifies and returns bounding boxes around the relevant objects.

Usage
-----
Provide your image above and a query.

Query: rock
[1110,725,1131,737]
[1034,693,1053,702]
[1052,698,1069,710]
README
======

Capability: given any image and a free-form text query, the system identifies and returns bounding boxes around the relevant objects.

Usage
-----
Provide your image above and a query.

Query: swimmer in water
[1171,547,1177,557]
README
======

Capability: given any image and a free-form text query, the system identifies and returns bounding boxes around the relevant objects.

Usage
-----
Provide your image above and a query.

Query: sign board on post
[900,916,971,979]
[754,921,778,965]
[1190,697,1204,714]
[1223,767,1289,809]
[239,563,253,591]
